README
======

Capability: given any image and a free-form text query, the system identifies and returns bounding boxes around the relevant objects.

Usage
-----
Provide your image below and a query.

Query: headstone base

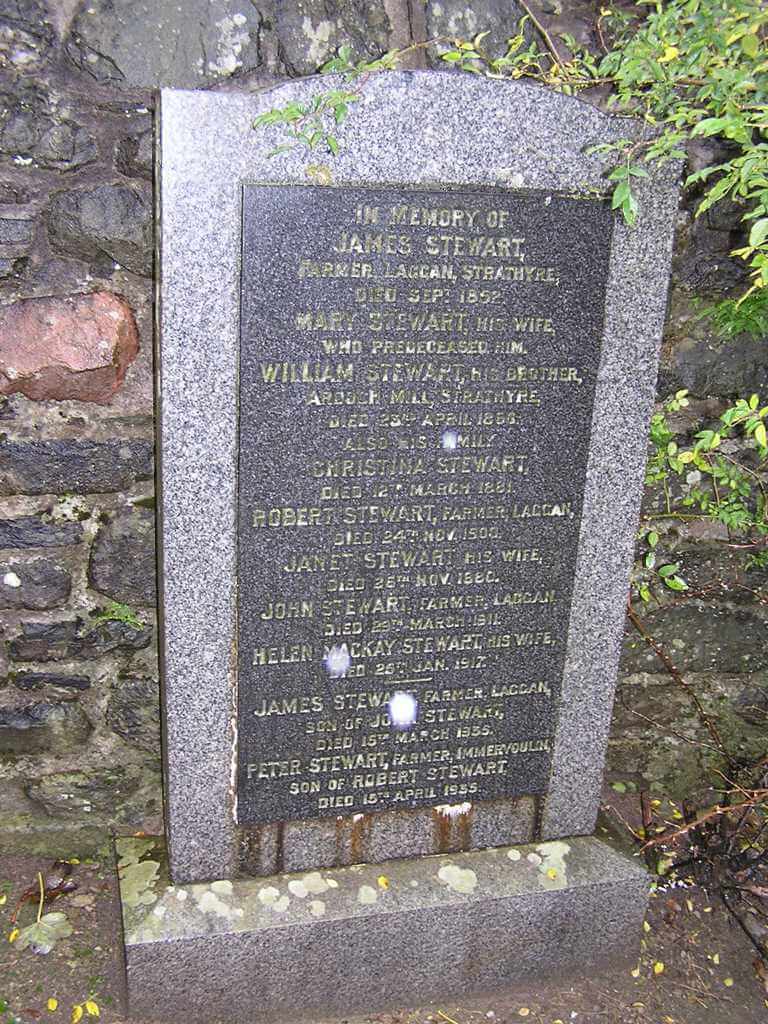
[120,835,648,1024]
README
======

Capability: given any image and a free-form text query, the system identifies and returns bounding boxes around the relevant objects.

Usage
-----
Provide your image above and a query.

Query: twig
[437,1012,461,1024]
[604,801,647,843]
[640,791,768,851]
[619,700,723,756]
[627,603,734,766]
[517,0,569,74]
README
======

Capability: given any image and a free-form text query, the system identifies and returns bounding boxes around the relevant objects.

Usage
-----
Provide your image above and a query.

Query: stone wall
[1,0,765,853]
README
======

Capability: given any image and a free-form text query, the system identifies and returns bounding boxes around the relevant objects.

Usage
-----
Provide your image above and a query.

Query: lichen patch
[437,863,478,894]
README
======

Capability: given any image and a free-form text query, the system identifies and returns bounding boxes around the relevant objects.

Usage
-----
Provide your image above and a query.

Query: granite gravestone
[120,71,679,1023]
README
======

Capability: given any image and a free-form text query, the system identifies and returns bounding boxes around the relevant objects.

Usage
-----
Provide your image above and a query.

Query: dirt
[1,835,766,1024]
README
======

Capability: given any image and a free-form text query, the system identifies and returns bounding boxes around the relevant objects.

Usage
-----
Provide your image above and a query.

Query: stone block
[0,292,140,404]
[0,0,55,71]
[620,602,768,674]
[0,439,153,496]
[0,84,97,171]
[0,700,91,756]
[157,75,679,882]
[9,617,153,662]
[88,507,156,604]
[106,675,160,752]
[425,0,531,63]
[26,767,139,818]
[65,0,270,88]
[276,1,391,76]
[46,183,153,275]
[0,515,84,548]
[12,672,91,690]
[116,130,153,180]
[121,835,648,1024]
[0,557,71,609]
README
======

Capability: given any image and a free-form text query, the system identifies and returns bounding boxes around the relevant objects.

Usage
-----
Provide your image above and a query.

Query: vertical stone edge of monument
[121,836,649,1024]
[158,88,242,883]
[541,173,681,839]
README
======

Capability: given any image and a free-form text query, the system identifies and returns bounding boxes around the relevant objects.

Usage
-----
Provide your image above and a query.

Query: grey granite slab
[121,834,649,1024]
[158,71,679,884]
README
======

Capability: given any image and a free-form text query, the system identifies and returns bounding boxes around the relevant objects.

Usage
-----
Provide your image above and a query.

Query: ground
[1,792,766,1024]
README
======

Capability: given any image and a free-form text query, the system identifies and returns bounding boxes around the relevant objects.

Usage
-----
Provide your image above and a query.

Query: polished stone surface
[237,184,612,824]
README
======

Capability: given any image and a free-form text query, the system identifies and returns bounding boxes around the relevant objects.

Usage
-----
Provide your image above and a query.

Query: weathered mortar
[0,0,765,855]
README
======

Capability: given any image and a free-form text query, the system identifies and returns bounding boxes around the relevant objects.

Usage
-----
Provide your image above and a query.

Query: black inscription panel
[237,185,612,824]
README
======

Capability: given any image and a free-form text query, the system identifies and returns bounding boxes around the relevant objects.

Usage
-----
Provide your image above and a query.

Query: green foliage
[252,45,400,157]
[636,387,768,599]
[441,0,768,300]
[91,601,145,630]
[697,288,768,339]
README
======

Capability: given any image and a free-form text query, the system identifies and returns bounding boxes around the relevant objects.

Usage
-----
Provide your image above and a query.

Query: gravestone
[120,71,679,1022]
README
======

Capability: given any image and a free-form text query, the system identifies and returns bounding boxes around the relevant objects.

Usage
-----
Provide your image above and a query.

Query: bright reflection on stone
[441,428,459,450]
[324,643,351,678]
[388,691,418,729]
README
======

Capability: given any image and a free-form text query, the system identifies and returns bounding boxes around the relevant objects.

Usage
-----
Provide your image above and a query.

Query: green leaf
[691,117,727,137]
[327,136,339,156]
[623,189,639,226]
[749,218,768,247]
[665,576,689,591]
[610,781,628,793]
[648,531,659,548]
[756,421,767,447]
[658,562,680,578]
[611,181,631,209]
[741,33,759,58]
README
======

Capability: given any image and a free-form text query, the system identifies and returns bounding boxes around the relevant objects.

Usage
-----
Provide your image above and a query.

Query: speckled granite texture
[121,834,649,1023]
[158,72,679,884]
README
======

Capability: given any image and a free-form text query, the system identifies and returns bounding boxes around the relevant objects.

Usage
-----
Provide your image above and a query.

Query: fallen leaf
[712,953,720,964]
[47,999,58,1012]
[84,1001,99,1017]
[377,876,389,890]
[15,913,73,955]
[653,961,665,975]
[0,894,6,906]
[517,1010,530,1018]
[72,1007,83,1024]
[9,928,19,942]
[631,966,640,978]
[643,920,651,932]
[724,977,734,987]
